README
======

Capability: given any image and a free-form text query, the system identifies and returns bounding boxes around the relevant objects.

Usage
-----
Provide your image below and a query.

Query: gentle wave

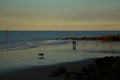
[0,40,70,52]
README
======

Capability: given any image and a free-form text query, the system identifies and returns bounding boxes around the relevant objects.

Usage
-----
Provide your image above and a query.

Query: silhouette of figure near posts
[72,40,76,50]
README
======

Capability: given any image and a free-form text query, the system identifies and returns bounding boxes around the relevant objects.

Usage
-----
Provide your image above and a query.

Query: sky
[0,0,120,30]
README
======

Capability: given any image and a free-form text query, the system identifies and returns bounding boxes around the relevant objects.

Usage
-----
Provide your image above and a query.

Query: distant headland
[56,34,120,41]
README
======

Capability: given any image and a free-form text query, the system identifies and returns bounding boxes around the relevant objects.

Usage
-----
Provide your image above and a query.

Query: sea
[0,31,120,74]
[0,31,120,52]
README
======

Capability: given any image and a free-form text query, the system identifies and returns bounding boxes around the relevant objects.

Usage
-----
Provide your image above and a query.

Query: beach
[0,31,120,80]
[0,40,120,80]
[1,56,120,80]
[0,58,96,80]
[0,0,120,78]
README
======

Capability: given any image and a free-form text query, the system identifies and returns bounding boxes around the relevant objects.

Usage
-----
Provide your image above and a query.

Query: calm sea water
[0,31,120,52]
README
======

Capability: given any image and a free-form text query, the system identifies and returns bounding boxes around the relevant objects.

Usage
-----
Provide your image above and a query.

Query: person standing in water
[72,40,76,50]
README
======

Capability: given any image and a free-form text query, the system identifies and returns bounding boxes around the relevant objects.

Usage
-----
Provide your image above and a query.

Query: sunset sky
[0,0,120,30]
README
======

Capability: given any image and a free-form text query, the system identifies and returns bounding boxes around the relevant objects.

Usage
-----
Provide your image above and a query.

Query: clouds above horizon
[0,0,120,30]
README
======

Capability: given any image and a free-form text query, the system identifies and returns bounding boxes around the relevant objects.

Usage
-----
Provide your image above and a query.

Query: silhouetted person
[73,40,76,50]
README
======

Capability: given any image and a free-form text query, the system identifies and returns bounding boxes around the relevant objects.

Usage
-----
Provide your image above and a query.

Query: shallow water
[1,31,120,52]
[0,40,120,74]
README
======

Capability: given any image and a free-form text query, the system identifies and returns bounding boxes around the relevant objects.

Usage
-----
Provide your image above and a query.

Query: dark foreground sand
[0,58,95,80]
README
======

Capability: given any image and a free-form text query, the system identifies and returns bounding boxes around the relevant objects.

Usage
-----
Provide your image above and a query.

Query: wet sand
[0,40,120,80]
[0,58,95,80]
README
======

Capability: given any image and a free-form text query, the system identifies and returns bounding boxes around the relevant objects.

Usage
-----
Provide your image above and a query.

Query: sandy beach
[0,58,96,80]
[0,36,120,80]
[0,0,120,78]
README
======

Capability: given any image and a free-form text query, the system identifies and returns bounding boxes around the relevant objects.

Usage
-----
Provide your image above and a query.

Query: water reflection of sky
[0,41,120,74]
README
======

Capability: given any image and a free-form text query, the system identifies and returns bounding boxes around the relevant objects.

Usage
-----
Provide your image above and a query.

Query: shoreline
[0,58,96,80]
